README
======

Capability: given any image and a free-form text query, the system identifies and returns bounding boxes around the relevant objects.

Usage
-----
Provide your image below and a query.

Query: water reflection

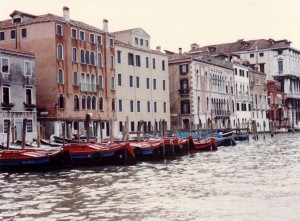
[1,133,300,220]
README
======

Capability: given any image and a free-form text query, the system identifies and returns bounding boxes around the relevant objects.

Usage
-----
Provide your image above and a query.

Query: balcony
[80,83,97,93]
[24,103,36,111]
[212,109,231,118]
[1,102,14,110]
[178,88,189,96]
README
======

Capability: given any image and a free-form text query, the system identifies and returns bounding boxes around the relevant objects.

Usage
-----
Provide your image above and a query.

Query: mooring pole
[21,118,27,148]
[6,120,11,149]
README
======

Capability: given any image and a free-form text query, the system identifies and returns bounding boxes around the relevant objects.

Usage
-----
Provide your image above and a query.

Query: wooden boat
[172,138,189,156]
[0,148,63,172]
[188,136,218,152]
[63,142,136,166]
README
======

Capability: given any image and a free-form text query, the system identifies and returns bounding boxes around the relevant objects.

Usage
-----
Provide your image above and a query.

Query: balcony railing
[212,109,231,118]
[1,102,14,110]
[178,88,189,95]
[24,103,36,110]
[80,83,97,93]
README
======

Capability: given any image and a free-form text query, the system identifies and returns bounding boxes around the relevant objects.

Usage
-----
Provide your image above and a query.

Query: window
[80,49,85,63]
[162,60,165,71]
[27,119,33,132]
[24,61,31,76]
[278,59,283,72]
[79,31,85,41]
[57,44,63,60]
[73,71,78,86]
[98,53,102,67]
[145,40,149,47]
[21,28,27,38]
[3,119,10,133]
[85,51,90,64]
[130,100,134,112]
[10,30,16,39]
[0,32,4,40]
[81,96,86,109]
[74,95,79,110]
[58,69,64,84]
[25,87,32,105]
[131,121,135,132]
[146,78,150,89]
[152,58,156,69]
[259,63,265,73]
[278,50,282,55]
[86,96,91,109]
[136,76,140,88]
[119,121,123,132]
[153,79,156,90]
[140,39,143,46]
[154,102,157,113]
[163,80,166,91]
[135,55,141,67]
[56,25,63,36]
[109,38,114,47]
[92,96,96,110]
[163,102,166,113]
[259,52,264,57]
[135,37,138,44]
[71,28,77,39]
[128,53,134,66]
[117,50,122,63]
[146,57,149,68]
[119,99,122,112]
[180,64,188,74]
[111,77,115,90]
[97,35,102,45]
[116,74,122,86]
[237,102,240,111]
[147,101,150,112]
[90,33,95,43]
[2,86,10,104]
[72,48,77,62]
[137,101,141,112]
[1,58,9,73]
[250,54,254,58]
[234,68,237,75]
[99,97,103,111]
[98,75,103,89]
[181,100,190,114]
[90,52,95,65]
[110,56,114,69]
[129,76,133,87]
[255,76,260,85]
[58,94,65,108]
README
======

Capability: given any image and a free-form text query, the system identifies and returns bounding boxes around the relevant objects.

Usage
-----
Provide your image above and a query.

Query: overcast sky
[1,0,299,52]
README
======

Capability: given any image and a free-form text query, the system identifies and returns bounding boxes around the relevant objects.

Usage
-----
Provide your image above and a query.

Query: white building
[113,28,170,136]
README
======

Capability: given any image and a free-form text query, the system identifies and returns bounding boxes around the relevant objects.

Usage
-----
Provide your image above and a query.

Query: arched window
[91,74,96,92]
[82,95,86,109]
[99,75,103,89]
[111,77,115,90]
[87,96,91,109]
[92,96,96,110]
[81,73,86,91]
[85,51,90,65]
[72,48,77,62]
[58,94,65,108]
[57,44,63,60]
[90,52,95,65]
[86,74,91,92]
[112,99,115,111]
[58,69,64,84]
[99,97,104,111]
[80,49,85,63]
[110,55,114,68]
[74,95,79,110]
[98,53,102,67]
[73,71,78,86]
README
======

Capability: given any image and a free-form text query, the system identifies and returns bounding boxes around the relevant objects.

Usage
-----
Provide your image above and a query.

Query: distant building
[0,7,116,139]
[0,45,36,143]
[267,80,288,128]
[113,28,170,136]
[168,48,235,131]
[189,39,300,127]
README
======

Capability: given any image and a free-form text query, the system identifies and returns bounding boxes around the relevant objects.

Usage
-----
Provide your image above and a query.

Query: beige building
[0,8,116,138]
[168,49,235,131]
[113,28,170,136]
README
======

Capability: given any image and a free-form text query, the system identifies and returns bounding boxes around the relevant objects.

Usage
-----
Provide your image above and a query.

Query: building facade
[0,46,37,143]
[113,28,170,136]
[0,8,116,139]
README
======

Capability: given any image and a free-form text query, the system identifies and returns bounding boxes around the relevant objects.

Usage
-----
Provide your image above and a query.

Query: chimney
[179,48,182,54]
[156,46,161,52]
[103,19,108,32]
[63,6,70,22]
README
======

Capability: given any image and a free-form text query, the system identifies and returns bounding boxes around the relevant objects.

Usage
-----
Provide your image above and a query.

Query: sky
[1,0,300,53]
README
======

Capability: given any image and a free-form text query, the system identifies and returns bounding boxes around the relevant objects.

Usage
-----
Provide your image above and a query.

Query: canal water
[1,133,300,221]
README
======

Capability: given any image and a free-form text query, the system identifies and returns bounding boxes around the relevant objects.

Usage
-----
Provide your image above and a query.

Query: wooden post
[122,125,125,140]
[109,118,114,143]
[6,120,11,149]
[62,122,66,148]
[11,121,14,144]
[85,114,91,143]
[126,116,129,141]
[77,121,80,143]
[263,121,266,140]
[137,120,141,142]
[21,118,27,148]
[37,122,41,147]
[99,121,103,144]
